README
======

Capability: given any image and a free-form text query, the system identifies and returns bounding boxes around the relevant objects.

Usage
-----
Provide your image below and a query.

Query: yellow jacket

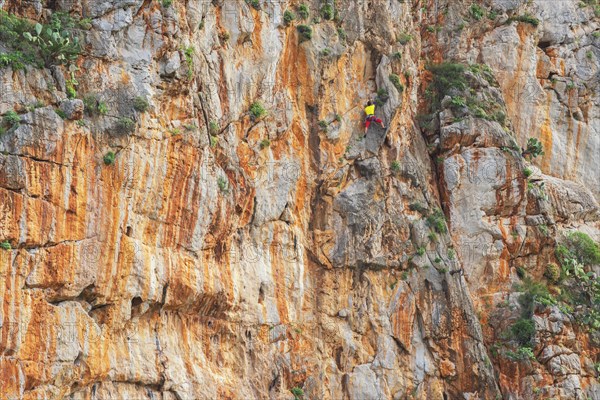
[364,104,375,116]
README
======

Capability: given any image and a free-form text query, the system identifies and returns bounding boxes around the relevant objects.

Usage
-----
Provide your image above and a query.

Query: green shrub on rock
[565,231,600,265]
[544,263,561,283]
[522,138,544,159]
[103,151,116,165]
[511,318,535,346]
[389,73,404,92]
[133,96,150,113]
[249,102,267,120]
[297,4,309,20]
[3,110,20,126]
[297,25,313,41]
[283,10,295,25]
[321,4,334,20]
[116,117,136,134]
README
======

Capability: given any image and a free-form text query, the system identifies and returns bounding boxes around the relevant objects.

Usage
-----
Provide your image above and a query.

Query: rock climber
[364,100,385,135]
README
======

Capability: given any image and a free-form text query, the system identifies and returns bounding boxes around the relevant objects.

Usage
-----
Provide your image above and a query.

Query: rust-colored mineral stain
[270,226,290,325]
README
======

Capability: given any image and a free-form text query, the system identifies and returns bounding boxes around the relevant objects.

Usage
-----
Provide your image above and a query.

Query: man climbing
[364,100,385,135]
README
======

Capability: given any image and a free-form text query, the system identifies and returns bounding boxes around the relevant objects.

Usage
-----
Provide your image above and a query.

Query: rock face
[0,1,598,399]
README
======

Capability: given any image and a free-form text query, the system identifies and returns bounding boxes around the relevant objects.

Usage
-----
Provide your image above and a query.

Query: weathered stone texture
[0,0,598,399]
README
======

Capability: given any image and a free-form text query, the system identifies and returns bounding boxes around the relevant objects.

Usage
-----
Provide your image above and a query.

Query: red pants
[365,115,382,129]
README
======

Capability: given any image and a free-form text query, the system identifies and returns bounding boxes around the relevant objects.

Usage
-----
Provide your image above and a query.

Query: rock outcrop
[0,0,598,399]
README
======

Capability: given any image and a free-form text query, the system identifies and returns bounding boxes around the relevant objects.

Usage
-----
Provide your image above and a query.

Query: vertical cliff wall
[0,0,598,399]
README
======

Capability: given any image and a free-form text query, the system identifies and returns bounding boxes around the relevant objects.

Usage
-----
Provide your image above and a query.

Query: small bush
[409,202,427,214]
[334,114,341,122]
[98,102,109,115]
[507,14,540,27]
[505,346,535,361]
[320,48,332,57]
[3,110,20,126]
[389,73,404,92]
[83,95,109,115]
[447,248,456,259]
[297,25,313,41]
[209,121,219,135]
[297,4,309,20]
[565,231,600,265]
[391,161,400,172]
[470,4,485,21]
[210,136,218,148]
[182,46,194,79]
[217,176,228,192]
[397,32,412,44]
[318,120,328,130]
[290,387,304,400]
[321,4,334,20]
[0,12,41,68]
[0,240,11,250]
[116,117,136,134]
[426,208,448,234]
[103,151,115,165]
[133,96,149,113]
[392,52,401,60]
[79,18,92,30]
[416,247,426,256]
[376,88,389,104]
[55,109,66,119]
[523,167,533,178]
[522,138,544,159]
[247,0,260,10]
[0,52,27,70]
[428,232,437,242]
[554,242,575,268]
[249,102,266,120]
[26,100,44,112]
[450,96,466,108]
[260,138,270,149]
[510,318,535,345]
[66,85,77,99]
[219,31,230,42]
[544,263,561,283]
[426,63,467,107]
[337,27,347,41]
[283,10,295,25]
[492,111,506,125]
[161,0,173,7]
[517,277,553,317]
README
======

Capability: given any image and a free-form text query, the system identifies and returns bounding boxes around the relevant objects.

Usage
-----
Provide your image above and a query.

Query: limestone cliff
[0,0,598,399]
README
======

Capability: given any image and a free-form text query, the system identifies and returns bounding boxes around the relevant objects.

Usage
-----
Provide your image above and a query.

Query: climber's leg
[364,117,372,134]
